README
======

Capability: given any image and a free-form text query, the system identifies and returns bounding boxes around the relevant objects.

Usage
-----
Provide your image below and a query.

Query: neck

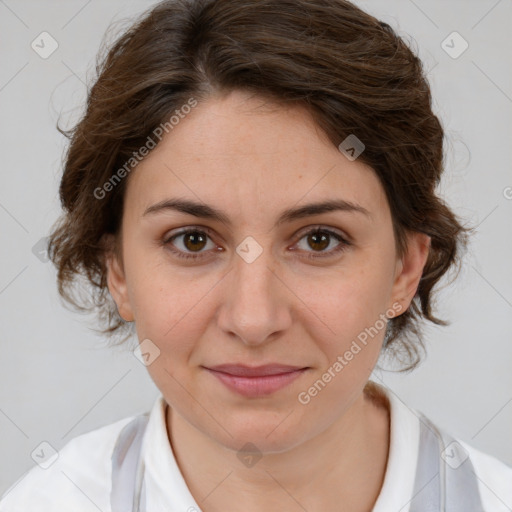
[167,382,390,512]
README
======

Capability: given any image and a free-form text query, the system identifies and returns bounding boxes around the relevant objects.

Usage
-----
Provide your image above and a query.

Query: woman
[1,0,510,510]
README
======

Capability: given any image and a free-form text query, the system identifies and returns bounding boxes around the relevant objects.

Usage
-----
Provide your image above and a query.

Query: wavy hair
[48,0,472,370]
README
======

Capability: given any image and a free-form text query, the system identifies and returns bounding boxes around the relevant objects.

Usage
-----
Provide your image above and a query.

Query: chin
[212,413,309,454]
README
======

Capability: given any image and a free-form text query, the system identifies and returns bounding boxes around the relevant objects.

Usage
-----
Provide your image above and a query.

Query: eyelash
[163,226,351,261]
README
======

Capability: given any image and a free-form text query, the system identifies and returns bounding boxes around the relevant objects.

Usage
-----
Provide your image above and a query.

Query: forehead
[123,90,388,223]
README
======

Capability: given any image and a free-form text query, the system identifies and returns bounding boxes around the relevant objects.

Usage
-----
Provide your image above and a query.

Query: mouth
[202,364,310,397]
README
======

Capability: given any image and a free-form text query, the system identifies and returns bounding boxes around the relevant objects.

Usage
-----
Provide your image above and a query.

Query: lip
[206,364,307,377]
[203,364,309,397]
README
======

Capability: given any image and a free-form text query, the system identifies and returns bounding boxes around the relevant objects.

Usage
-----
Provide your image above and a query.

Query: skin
[106,89,430,511]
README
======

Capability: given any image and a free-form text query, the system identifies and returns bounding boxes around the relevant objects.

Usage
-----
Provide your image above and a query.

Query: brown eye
[164,228,217,260]
[182,231,208,252]
[307,230,330,251]
[294,227,351,259]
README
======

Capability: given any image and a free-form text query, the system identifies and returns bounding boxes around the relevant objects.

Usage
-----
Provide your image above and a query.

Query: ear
[104,235,135,322]
[389,231,431,315]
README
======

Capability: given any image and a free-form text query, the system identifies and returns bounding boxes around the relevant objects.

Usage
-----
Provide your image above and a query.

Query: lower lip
[205,368,308,398]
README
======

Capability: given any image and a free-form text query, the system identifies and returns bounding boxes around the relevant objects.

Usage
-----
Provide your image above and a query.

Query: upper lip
[204,364,308,377]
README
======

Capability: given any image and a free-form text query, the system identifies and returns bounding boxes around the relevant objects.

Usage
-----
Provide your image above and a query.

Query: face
[107,89,429,454]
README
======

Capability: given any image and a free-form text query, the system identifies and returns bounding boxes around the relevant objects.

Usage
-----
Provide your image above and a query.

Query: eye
[293,227,351,260]
[163,225,351,262]
[163,228,219,261]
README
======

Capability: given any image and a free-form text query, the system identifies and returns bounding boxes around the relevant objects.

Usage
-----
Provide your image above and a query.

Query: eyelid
[293,224,351,243]
[163,225,218,243]
[290,225,351,260]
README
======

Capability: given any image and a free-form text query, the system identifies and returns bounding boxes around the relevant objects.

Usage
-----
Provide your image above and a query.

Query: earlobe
[390,232,431,314]
[105,241,135,323]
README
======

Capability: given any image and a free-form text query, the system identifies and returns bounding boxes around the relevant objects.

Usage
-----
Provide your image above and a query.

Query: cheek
[294,268,390,414]
[129,275,207,394]
[125,255,223,372]
[122,237,193,329]
[130,277,203,345]
[294,254,394,351]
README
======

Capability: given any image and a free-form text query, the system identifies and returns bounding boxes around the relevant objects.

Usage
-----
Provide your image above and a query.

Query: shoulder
[417,410,512,511]
[372,382,512,511]
[458,438,512,511]
[0,414,137,512]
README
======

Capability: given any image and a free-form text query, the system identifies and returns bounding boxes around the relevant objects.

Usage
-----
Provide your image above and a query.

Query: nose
[216,240,292,347]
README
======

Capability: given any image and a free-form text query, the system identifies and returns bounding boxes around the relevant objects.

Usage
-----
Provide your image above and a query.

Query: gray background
[1,0,511,496]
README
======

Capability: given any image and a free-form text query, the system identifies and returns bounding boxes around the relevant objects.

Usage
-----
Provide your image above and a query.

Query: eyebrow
[142,197,372,226]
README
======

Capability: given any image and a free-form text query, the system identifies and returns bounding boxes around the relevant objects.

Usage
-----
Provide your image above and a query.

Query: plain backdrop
[1,0,511,496]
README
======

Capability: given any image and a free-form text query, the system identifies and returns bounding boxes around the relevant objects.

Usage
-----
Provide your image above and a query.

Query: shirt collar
[141,395,202,511]
[371,381,420,512]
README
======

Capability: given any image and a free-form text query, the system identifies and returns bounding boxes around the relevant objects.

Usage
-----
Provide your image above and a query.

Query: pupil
[185,232,206,251]
[309,231,329,251]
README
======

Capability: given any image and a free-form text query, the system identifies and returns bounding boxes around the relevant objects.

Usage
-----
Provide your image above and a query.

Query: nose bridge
[217,235,290,345]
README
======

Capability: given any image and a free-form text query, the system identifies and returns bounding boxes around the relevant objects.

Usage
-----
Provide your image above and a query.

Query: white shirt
[1,383,511,511]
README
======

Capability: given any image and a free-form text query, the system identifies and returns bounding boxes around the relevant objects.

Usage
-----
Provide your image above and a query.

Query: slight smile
[202,364,310,398]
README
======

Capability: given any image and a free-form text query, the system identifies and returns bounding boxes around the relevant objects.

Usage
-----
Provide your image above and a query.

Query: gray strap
[409,413,485,512]
[409,414,441,511]
[111,414,150,512]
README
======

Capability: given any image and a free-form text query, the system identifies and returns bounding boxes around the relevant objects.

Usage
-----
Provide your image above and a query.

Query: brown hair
[48,0,472,370]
